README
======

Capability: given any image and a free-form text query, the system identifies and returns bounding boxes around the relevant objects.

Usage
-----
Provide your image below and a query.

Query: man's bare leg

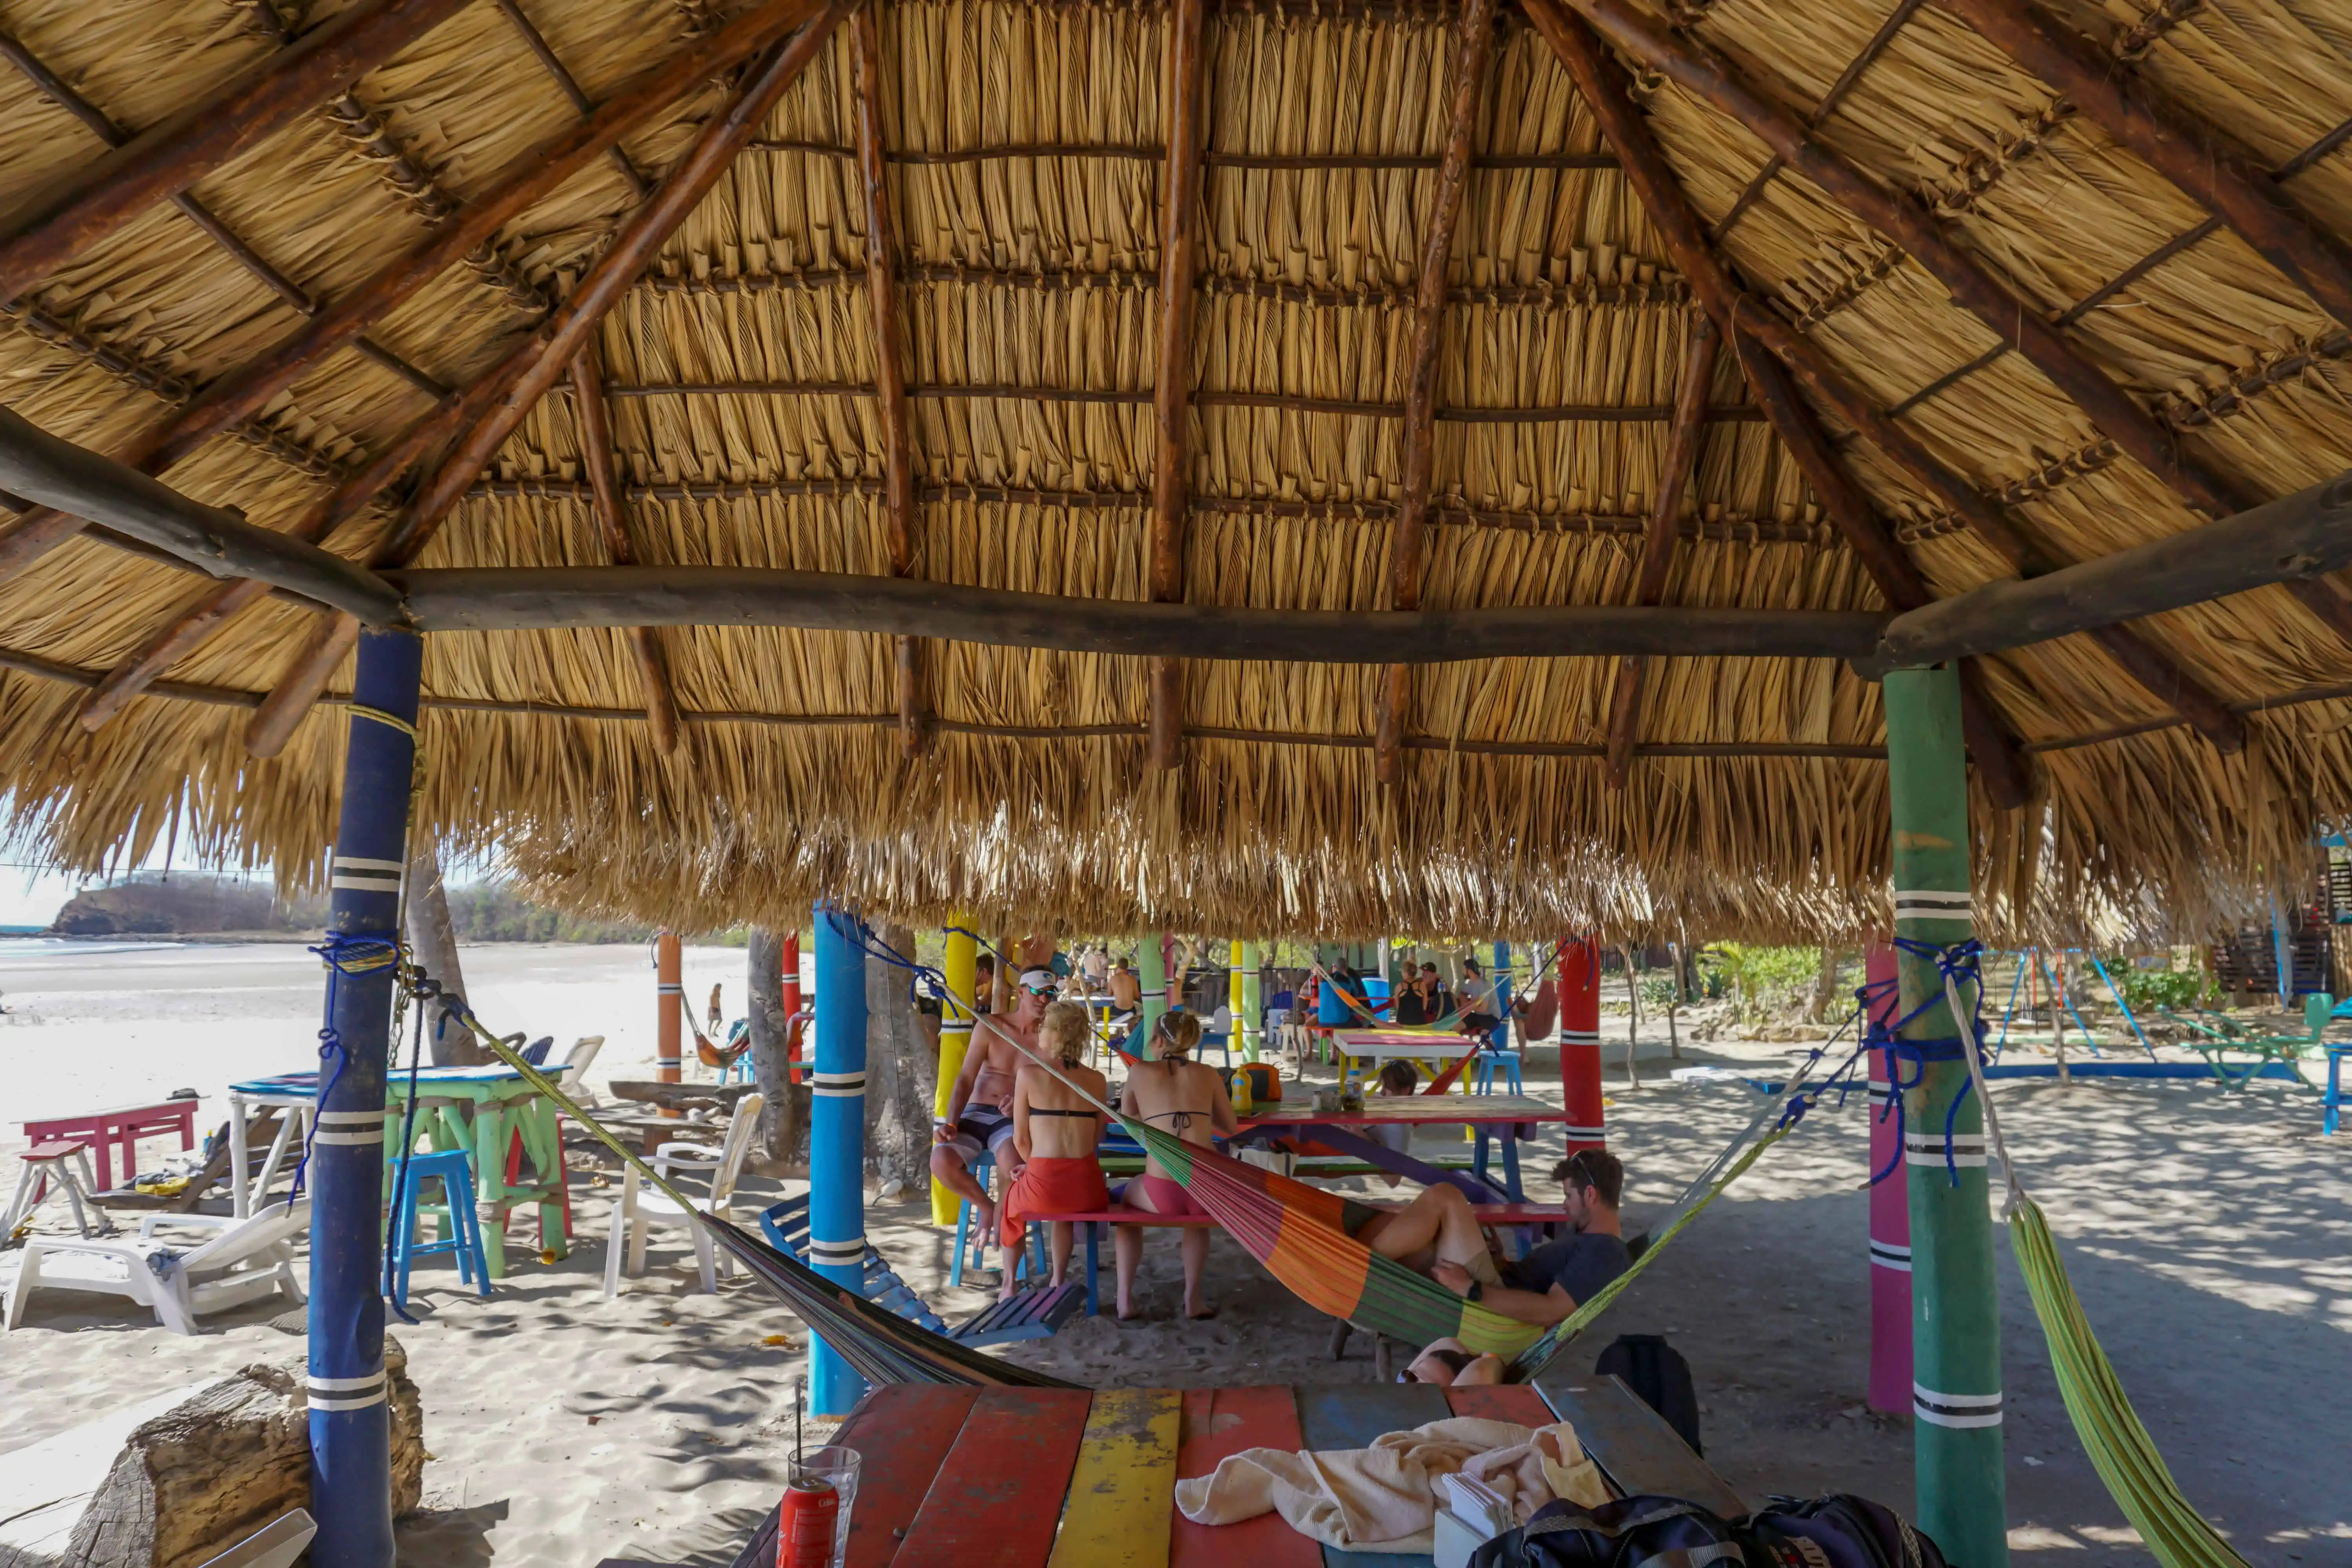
[931,1145,995,1240]
[1361,1184,1486,1269]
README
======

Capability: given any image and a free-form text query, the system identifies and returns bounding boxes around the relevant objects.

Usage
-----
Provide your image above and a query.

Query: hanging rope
[285,933,399,1209]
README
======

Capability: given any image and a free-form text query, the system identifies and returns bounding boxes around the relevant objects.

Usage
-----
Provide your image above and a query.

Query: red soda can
[777,1475,838,1568]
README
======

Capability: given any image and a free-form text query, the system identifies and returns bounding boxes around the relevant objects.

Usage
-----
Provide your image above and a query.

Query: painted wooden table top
[1238,1095,1563,1127]
[706,1373,1745,1568]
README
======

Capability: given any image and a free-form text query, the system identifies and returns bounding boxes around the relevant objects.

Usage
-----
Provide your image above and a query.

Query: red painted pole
[1560,937,1604,1151]
[779,929,804,1075]
[1865,940,1913,1414]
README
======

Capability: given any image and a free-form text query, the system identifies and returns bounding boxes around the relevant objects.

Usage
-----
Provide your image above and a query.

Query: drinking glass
[788,1448,860,1568]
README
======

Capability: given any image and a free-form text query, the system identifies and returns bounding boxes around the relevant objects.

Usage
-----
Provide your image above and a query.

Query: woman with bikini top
[1112,1011,1238,1319]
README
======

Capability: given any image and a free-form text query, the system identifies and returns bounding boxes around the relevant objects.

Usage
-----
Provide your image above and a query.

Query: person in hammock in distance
[1361,1149,1631,1327]
[1115,1010,1239,1320]
[932,966,1054,1243]
[998,1001,1110,1301]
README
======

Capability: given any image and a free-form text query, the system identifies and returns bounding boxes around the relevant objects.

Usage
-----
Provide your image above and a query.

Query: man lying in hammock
[1361,1150,1631,1327]
[932,966,1056,1243]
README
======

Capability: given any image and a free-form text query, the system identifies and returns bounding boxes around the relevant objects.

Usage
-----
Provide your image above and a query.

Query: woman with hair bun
[998,1000,1110,1300]
[1113,1009,1237,1319]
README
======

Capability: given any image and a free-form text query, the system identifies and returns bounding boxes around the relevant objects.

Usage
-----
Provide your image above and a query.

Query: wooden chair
[603,1093,764,1297]
[5,1199,310,1334]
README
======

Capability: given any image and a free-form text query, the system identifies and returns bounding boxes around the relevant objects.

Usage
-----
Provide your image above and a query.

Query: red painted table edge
[21,1101,197,1190]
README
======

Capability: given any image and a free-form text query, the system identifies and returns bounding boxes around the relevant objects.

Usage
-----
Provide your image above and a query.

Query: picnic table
[702,1373,1744,1568]
[1234,1094,1564,1201]
[20,1100,196,1194]
[1331,1029,1479,1065]
[227,1065,572,1277]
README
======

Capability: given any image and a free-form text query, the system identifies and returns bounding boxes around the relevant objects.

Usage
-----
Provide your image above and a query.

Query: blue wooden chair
[760,1194,1081,1347]
[1474,1038,1525,1094]
[385,1149,490,1312]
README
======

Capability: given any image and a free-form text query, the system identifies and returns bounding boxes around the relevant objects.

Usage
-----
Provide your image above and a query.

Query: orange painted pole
[656,930,682,1117]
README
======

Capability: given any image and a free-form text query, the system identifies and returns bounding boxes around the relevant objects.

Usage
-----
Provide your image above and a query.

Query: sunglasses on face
[1022,983,1056,996]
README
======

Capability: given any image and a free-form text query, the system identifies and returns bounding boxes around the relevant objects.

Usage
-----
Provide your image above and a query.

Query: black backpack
[1471,1495,1748,1568]
[1595,1334,1703,1456]
[1742,1495,1950,1568]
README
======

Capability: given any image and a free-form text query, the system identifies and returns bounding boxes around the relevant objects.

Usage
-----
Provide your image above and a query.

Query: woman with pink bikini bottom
[1114,1010,1238,1319]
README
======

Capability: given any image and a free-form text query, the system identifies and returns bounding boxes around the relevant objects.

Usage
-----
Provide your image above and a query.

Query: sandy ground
[2,940,2347,1566]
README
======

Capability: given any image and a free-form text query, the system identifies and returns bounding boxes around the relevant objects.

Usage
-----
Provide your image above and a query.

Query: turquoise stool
[387,1148,491,1312]
[1475,1041,1525,1094]
[949,1151,1048,1287]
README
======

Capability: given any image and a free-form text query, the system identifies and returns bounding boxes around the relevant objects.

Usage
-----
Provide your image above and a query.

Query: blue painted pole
[809,904,869,1416]
[309,628,421,1568]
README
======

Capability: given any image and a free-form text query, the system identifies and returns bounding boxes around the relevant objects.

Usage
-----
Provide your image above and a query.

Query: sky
[0,862,97,928]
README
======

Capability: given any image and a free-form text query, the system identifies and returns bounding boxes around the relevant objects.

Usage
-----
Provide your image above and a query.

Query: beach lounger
[5,1199,310,1334]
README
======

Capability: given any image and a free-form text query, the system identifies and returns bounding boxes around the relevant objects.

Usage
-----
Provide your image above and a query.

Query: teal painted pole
[1138,935,1168,1046]
[1885,664,2007,1567]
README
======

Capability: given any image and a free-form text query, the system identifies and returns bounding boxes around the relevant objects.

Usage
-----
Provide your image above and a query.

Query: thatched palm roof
[0,0,2347,940]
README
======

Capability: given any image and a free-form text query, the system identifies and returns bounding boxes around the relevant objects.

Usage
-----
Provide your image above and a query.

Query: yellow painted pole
[932,922,976,1225]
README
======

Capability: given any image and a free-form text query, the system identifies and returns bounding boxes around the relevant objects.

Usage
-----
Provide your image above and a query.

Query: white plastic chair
[559,1035,606,1108]
[5,1198,310,1334]
[604,1093,764,1297]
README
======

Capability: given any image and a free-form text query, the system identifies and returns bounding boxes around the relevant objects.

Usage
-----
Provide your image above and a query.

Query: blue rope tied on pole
[288,933,400,1210]
[1861,937,1991,1187]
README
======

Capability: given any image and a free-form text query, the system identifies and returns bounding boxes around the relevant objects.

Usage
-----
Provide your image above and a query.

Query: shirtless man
[931,966,1056,1238]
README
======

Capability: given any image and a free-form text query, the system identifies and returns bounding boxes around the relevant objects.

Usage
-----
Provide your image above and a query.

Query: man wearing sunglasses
[931,966,1058,1244]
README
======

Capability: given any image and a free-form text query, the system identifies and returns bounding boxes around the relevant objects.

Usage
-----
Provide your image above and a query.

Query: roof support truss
[1147,0,1210,771]
[571,346,682,751]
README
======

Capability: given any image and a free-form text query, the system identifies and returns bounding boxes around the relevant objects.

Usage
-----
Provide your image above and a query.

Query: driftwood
[607,1080,761,1112]
[0,1342,422,1568]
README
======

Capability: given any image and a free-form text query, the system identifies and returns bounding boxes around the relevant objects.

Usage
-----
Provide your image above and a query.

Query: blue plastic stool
[387,1149,491,1311]
[949,1150,1049,1287]
[1475,1047,1525,1094]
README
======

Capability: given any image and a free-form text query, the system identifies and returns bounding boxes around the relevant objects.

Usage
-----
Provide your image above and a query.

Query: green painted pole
[1885,664,2007,1568]
[1138,935,1168,1047]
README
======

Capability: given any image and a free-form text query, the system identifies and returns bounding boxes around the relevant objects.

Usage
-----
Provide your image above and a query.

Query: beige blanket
[1172,1416,1612,1553]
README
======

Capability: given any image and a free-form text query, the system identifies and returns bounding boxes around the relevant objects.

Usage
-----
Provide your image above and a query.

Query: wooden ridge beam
[1526,0,2032,806]
[1942,0,2352,334]
[1526,0,2242,758]
[1379,0,1497,786]
[1604,313,1715,788]
[245,0,854,755]
[1148,0,1210,771]
[0,0,474,307]
[850,0,926,760]
[650,264,1688,310]
[0,0,821,584]
[746,138,1621,171]
[571,347,681,751]
[388,566,1889,659]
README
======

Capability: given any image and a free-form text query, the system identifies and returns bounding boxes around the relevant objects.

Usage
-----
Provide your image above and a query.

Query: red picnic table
[701,1370,1744,1568]
[20,1098,197,1194]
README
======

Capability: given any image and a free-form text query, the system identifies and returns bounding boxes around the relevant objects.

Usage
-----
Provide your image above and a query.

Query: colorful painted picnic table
[706,1372,1743,1568]
[1233,1094,1567,1200]
[19,1099,196,1194]
[226,1064,572,1276]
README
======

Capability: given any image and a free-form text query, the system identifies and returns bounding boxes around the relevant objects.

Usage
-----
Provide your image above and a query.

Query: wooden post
[1864,941,1912,1415]
[1139,933,1169,1047]
[1378,0,1496,786]
[1147,0,1209,770]
[1560,937,1603,1151]
[570,347,681,751]
[809,904,869,1416]
[655,932,683,1109]
[1885,664,2006,1566]
[747,927,795,1165]
[308,626,421,1568]
[933,923,975,1225]
[1606,314,1717,786]
[1240,941,1262,1063]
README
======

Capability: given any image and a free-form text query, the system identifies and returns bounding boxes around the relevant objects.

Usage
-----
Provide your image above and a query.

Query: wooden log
[570,347,681,751]
[1572,0,2259,523]
[1604,314,1717,788]
[1869,466,2352,673]
[1943,0,2352,334]
[850,2,927,761]
[1380,0,1496,786]
[244,612,358,758]
[1147,0,1210,771]
[0,0,472,308]
[388,564,1888,661]
[0,406,400,624]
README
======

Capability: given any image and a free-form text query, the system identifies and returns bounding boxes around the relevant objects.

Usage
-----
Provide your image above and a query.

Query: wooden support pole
[1379,0,1496,787]
[809,904,869,1415]
[849,1,926,759]
[570,346,681,751]
[0,0,821,583]
[1148,0,1209,771]
[0,0,473,307]
[933,921,976,1226]
[1885,664,2007,1568]
[1863,942,1912,1415]
[1942,0,2352,335]
[1560,937,1603,1150]
[1604,314,1716,788]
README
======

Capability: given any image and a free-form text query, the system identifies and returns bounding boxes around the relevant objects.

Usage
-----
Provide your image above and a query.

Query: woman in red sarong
[1000,1000,1111,1298]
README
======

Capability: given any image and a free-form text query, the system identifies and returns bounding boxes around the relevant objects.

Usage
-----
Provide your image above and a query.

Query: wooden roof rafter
[569,346,683,753]
[1147,0,1210,772]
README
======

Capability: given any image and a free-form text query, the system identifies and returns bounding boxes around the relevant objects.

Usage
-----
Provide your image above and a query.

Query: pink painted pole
[1865,940,1912,1413]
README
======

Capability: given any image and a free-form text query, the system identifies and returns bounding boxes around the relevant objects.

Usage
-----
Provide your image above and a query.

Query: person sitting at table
[1114,1011,1238,1320]
[999,1001,1110,1300]
[1358,1150,1631,1327]
[1418,962,1450,1022]
[1394,972,1429,1026]
[1455,958,1501,1038]
[1363,1060,1421,1186]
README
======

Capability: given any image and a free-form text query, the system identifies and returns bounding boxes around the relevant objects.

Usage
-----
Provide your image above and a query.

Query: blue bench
[760,1194,1085,1348]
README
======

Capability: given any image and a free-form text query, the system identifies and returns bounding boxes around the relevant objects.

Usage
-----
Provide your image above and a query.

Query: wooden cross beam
[571,347,682,751]
[0,0,474,307]
[1147,0,1210,771]
[1524,0,2033,807]
[1527,0,2243,757]
[850,0,927,760]
[1376,0,1497,787]
[0,0,823,584]
[1602,314,1716,788]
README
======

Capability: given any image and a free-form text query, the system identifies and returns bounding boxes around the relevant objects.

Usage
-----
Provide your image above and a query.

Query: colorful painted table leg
[892,1385,1094,1567]
[1048,1388,1181,1568]
[1172,1387,1320,1568]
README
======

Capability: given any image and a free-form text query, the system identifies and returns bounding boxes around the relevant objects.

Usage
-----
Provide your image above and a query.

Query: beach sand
[2,940,2347,1566]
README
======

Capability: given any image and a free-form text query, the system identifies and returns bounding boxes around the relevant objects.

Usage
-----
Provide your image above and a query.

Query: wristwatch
[1464,1279,1484,1303]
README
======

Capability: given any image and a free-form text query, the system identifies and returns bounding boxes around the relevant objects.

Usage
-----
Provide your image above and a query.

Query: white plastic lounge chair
[4,1199,310,1334]
[559,1035,606,1108]
[604,1093,763,1297]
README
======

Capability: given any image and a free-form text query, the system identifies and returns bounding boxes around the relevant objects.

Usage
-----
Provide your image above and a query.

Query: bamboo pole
[0,0,474,307]
[570,347,682,753]
[1379,0,1496,786]
[1604,315,1717,788]
[245,612,360,757]
[850,1,926,760]
[1148,0,1209,771]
